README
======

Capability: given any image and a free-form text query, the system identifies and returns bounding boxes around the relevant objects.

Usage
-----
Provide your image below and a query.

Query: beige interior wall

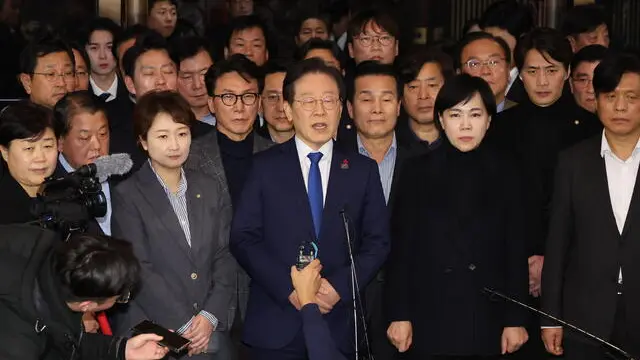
[98,0,147,26]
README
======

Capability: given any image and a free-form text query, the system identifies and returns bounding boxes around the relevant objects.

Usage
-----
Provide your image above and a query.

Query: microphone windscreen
[93,153,134,182]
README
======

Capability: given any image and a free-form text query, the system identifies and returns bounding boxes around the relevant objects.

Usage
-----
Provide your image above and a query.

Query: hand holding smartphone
[132,320,191,353]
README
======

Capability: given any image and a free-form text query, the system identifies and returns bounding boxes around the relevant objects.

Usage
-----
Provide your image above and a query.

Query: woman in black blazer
[0,102,59,225]
[385,74,529,359]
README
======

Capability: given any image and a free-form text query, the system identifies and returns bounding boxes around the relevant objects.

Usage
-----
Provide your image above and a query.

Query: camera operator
[0,228,170,360]
[53,91,113,235]
[290,259,347,360]
[0,101,59,225]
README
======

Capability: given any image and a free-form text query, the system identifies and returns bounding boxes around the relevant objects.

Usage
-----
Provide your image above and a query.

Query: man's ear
[0,145,9,163]
[347,42,355,59]
[124,75,136,96]
[347,100,354,120]
[567,36,577,53]
[224,47,229,60]
[19,73,32,95]
[283,101,294,125]
[208,97,215,114]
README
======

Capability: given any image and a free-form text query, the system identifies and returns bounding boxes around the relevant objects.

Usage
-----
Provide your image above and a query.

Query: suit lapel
[137,163,194,262]
[588,141,621,239]
[320,144,348,241]
[621,163,640,239]
[186,175,205,256]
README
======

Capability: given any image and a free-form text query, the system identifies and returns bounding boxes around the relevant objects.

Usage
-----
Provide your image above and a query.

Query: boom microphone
[75,153,134,182]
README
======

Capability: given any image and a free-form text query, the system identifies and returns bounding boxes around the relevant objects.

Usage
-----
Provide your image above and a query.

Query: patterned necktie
[307,152,323,239]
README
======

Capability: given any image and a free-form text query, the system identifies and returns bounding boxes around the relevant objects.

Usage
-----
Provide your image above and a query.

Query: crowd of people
[0,0,638,360]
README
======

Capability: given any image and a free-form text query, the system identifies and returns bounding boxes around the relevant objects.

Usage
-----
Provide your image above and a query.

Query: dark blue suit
[230,138,390,358]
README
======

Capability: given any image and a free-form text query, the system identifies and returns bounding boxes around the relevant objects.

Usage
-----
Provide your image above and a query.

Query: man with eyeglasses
[570,45,608,114]
[458,32,516,113]
[257,59,295,144]
[0,230,170,360]
[185,54,272,355]
[347,9,399,65]
[170,36,216,138]
[230,57,389,360]
[18,36,75,109]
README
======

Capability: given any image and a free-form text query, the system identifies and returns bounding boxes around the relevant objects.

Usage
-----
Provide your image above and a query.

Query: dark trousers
[365,273,400,360]
[564,295,637,360]
[246,331,308,360]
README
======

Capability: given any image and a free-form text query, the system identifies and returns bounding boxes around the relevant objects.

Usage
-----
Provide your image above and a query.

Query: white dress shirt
[59,154,112,235]
[295,136,333,206]
[505,67,519,96]
[90,75,119,102]
[601,130,640,285]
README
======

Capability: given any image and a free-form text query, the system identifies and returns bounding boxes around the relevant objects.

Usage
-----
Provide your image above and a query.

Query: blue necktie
[307,152,323,239]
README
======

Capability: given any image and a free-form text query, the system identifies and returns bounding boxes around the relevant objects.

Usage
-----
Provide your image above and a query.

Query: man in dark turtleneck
[487,27,602,359]
[184,53,272,354]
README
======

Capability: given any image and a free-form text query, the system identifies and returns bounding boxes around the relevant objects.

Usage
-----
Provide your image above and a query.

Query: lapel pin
[341,159,349,170]
[196,194,201,199]
[574,119,580,125]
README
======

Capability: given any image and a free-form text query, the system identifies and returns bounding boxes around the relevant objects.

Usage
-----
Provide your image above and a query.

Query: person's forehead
[307,48,336,61]
[71,111,108,127]
[90,29,114,43]
[302,18,327,28]
[463,38,505,58]
[215,71,258,89]
[294,72,339,93]
[264,72,285,87]
[137,49,172,66]
[231,27,265,41]
[524,49,562,66]
[36,51,72,67]
[574,60,600,73]
[356,74,397,91]
[359,20,391,36]
[181,50,213,68]
[152,0,176,10]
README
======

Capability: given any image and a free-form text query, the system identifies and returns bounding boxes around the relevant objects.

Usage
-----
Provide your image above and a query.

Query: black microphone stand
[340,209,374,360]
[483,287,636,360]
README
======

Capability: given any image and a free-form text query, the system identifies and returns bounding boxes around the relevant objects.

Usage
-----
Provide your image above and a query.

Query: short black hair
[480,0,535,39]
[455,31,512,71]
[205,53,263,96]
[54,233,140,302]
[348,60,401,101]
[434,73,497,126]
[571,44,608,75]
[397,49,454,86]
[593,52,640,97]
[225,15,269,49]
[296,38,347,70]
[81,17,122,49]
[562,4,608,38]
[0,101,56,147]
[347,8,399,43]
[263,58,291,77]
[122,31,170,78]
[515,27,573,71]
[54,91,108,138]
[294,10,331,38]
[329,0,349,25]
[148,0,177,11]
[114,24,150,61]
[169,36,211,71]
[68,41,90,70]
[19,35,74,75]
[283,58,345,105]
[462,19,480,36]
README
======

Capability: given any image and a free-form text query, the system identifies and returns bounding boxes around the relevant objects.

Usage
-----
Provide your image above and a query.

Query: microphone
[340,206,374,360]
[483,288,636,360]
[75,153,133,183]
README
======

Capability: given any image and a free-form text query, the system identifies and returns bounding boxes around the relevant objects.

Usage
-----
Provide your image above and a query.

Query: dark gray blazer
[184,128,273,323]
[111,161,235,337]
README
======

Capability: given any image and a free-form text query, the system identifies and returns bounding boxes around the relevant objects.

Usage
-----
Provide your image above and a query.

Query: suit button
[191,272,198,280]
[468,264,476,271]
[193,303,198,310]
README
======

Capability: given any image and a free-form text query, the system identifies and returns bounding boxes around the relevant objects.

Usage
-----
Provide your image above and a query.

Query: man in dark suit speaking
[230,58,390,359]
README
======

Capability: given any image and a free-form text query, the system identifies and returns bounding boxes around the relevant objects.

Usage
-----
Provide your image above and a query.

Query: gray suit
[111,161,235,358]
[185,129,273,324]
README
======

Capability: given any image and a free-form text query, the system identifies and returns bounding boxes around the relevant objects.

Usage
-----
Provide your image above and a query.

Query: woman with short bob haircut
[0,101,59,224]
[386,73,530,359]
[111,90,235,358]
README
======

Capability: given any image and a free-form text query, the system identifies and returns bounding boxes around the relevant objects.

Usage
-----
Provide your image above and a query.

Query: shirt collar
[58,153,75,173]
[149,160,188,196]
[89,76,118,101]
[497,100,506,113]
[506,67,519,94]
[600,129,640,158]
[295,136,333,161]
[357,132,397,159]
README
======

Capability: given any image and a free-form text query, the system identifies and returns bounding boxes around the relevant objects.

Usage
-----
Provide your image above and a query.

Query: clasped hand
[183,314,214,356]
[289,259,341,313]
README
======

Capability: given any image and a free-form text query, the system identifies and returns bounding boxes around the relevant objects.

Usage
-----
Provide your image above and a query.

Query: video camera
[30,154,133,236]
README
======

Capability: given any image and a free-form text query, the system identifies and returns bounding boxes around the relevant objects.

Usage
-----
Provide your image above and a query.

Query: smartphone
[132,320,191,353]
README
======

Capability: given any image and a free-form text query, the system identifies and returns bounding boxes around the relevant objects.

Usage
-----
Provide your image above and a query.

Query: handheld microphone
[340,206,374,360]
[483,288,636,360]
[75,153,133,183]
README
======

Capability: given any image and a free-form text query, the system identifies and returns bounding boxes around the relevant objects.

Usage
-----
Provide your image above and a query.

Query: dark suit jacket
[301,304,348,360]
[111,162,236,335]
[229,138,390,351]
[386,141,529,356]
[184,128,273,323]
[0,166,36,225]
[542,136,640,345]
[104,91,146,174]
